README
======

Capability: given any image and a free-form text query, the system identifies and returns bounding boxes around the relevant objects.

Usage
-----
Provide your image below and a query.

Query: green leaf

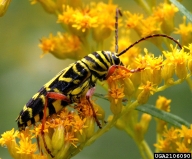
[170,0,192,22]
[136,104,191,128]
[93,93,191,128]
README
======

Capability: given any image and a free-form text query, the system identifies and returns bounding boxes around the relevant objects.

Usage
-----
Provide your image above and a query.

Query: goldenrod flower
[156,96,171,112]
[39,32,83,59]
[155,126,179,152]
[155,125,192,153]
[155,96,171,134]
[108,85,124,115]
[16,133,37,155]
[176,142,191,153]
[72,8,98,33]
[124,11,144,34]
[185,43,192,73]
[153,3,178,34]
[0,98,105,158]
[175,16,192,46]
[58,5,98,34]
[91,1,118,42]
[3,1,192,159]
[0,129,19,159]
[137,81,157,104]
[163,45,188,80]
[0,128,18,147]
[178,125,192,146]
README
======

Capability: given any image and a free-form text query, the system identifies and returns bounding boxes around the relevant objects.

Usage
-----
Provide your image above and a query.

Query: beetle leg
[41,92,70,158]
[86,87,102,129]
[105,65,144,79]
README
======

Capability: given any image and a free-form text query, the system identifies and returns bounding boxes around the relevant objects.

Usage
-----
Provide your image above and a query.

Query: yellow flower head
[39,32,83,60]
[155,125,192,153]
[0,128,18,147]
[137,81,156,104]
[108,85,124,114]
[91,1,118,42]
[153,3,178,21]
[16,133,37,155]
[156,96,171,112]
[155,96,171,133]
[72,7,98,32]
[175,16,192,46]
[124,11,143,32]
[178,125,192,146]
[58,5,98,33]
[153,3,178,34]
[57,5,75,25]
[163,45,188,79]
[141,16,161,38]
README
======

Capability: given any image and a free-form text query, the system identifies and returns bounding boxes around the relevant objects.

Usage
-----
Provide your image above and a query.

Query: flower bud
[51,125,65,153]
[175,62,187,79]
[141,68,152,84]
[84,117,95,139]
[93,102,105,122]
[74,130,86,143]
[92,27,112,43]
[137,89,150,104]
[161,63,175,84]
[39,133,53,156]
[152,69,162,85]
[137,81,156,104]
[54,140,71,159]
[121,78,135,97]
[110,99,123,115]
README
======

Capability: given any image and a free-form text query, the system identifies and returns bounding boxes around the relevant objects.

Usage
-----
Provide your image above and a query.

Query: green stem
[141,140,153,159]
[157,75,189,92]
[85,114,120,146]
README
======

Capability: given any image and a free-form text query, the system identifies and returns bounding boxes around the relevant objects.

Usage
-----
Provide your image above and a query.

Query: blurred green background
[0,0,192,158]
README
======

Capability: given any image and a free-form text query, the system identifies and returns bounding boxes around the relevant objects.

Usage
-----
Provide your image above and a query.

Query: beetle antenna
[117,34,182,57]
[115,8,122,53]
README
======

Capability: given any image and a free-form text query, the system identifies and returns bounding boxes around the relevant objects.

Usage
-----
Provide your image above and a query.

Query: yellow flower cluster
[35,0,118,59]
[106,43,192,107]
[154,125,192,153]
[0,99,105,159]
[1,0,192,159]
[39,33,82,59]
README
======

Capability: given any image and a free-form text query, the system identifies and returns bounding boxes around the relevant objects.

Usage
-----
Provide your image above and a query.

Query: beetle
[16,8,182,157]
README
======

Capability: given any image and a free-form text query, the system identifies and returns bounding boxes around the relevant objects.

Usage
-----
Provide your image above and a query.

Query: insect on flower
[16,8,182,157]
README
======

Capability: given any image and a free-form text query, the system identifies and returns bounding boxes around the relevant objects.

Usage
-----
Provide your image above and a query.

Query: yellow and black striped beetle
[16,8,182,158]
